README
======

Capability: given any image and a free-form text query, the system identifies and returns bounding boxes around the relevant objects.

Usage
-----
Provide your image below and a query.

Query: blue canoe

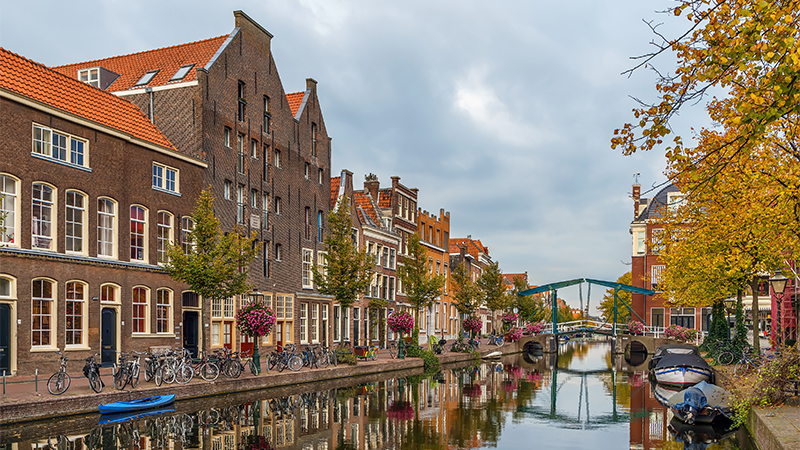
[99,406,174,425]
[98,394,176,414]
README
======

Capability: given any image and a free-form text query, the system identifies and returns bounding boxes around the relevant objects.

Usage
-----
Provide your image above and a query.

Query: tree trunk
[751,276,760,353]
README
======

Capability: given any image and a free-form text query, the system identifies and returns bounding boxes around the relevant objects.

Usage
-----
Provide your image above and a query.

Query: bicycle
[192,350,220,381]
[113,352,131,390]
[47,351,71,395]
[387,340,398,359]
[734,347,762,376]
[82,352,104,393]
[487,333,504,347]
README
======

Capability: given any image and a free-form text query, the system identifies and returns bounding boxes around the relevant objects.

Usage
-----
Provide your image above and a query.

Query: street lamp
[769,270,789,349]
[723,297,735,341]
[249,288,265,374]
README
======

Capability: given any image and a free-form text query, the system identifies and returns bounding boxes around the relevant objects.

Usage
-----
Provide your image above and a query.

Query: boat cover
[649,344,702,369]
[652,349,711,374]
[668,381,733,425]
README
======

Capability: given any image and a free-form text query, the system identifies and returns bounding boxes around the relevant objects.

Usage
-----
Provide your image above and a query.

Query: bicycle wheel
[249,358,260,375]
[200,362,220,381]
[88,371,103,393]
[226,361,242,378]
[330,350,338,366]
[277,357,288,373]
[113,367,129,390]
[717,351,734,365]
[288,354,303,372]
[734,361,750,377]
[129,365,140,388]
[154,366,164,386]
[267,353,277,371]
[176,364,194,384]
[48,371,70,395]
[162,366,176,384]
[318,351,330,368]
[371,348,378,361]
[497,339,504,348]
[144,359,156,382]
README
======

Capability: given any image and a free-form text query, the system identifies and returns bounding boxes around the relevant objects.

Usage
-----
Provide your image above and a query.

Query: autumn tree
[598,273,633,324]
[165,188,258,352]
[451,261,481,318]
[311,195,375,338]
[397,233,445,342]
[477,262,509,333]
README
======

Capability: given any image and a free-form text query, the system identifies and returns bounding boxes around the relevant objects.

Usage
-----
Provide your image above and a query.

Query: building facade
[417,208,456,343]
[449,237,493,334]
[0,49,206,375]
[53,11,334,354]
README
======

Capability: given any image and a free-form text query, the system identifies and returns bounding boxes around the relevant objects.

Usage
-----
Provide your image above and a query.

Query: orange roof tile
[286,91,305,116]
[52,36,228,91]
[1,48,175,151]
[330,176,341,209]
[378,190,392,208]
[450,237,490,259]
[354,191,379,224]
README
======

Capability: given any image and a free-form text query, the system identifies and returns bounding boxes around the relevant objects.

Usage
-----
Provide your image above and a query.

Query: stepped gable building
[629,182,714,335]
[0,48,206,375]
[53,11,333,354]
[449,236,493,332]
[417,207,456,342]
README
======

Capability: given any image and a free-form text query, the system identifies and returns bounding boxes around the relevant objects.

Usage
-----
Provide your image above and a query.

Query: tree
[165,187,258,352]
[613,1,800,351]
[451,261,482,331]
[311,195,374,338]
[477,262,509,333]
[397,233,445,342]
[598,273,633,323]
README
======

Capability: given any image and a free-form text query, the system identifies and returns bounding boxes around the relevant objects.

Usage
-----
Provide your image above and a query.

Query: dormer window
[170,64,194,82]
[135,70,159,87]
[667,192,685,213]
[78,68,100,88]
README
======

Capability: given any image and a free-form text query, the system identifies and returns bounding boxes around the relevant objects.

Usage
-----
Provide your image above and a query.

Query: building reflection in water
[12,341,753,450]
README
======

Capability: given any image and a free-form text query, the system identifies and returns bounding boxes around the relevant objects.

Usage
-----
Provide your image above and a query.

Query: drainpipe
[145,87,154,122]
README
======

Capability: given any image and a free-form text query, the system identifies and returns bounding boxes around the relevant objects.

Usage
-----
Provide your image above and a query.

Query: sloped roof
[450,238,489,259]
[354,191,379,225]
[330,176,341,209]
[636,183,681,221]
[502,273,527,286]
[1,48,175,151]
[52,36,228,91]
[286,91,305,116]
[378,190,392,208]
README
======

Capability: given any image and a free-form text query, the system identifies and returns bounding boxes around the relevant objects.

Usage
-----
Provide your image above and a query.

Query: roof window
[78,68,100,88]
[170,64,194,82]
[135,70,159,87]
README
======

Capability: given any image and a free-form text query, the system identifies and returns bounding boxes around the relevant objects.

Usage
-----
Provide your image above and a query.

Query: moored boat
[668,381,733,425]
[650,344,714,387]
[98,394,176,414]
[98,406,174,425]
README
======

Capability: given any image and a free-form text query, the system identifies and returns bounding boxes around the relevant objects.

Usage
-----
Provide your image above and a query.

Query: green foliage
[397,233,445,335]
[164,188,258,350]
[335,347,357,366]
[598,273,632,323]
[731,347,800,426]
[451,261,481,316]
[405,346,440,372]
[477,262,509,332]
[312,195,374,310]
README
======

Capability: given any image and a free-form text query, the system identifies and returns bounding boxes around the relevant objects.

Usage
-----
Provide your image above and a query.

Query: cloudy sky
[1,1,706,310]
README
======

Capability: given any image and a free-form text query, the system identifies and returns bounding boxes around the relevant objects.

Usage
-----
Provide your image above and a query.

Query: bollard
[2,370,5,398]
[34,368,39,396]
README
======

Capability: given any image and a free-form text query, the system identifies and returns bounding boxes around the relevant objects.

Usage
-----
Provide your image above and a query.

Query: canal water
[1,340,756,449]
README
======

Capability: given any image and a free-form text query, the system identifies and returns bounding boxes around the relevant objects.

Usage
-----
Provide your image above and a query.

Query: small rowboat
[98,394,176,414]
[98,406,174,425]
[650,345,714,387]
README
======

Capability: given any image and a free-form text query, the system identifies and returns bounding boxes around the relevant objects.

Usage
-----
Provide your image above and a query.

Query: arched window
[32,183,56,250]
[32,279,55,347]
[180,216,194,254]
[65,281,87,347]
[65,190,86,254]
[130,206,147,262]
[156,289,172,334]
[157,211,173,264]
[100,283,119,303]
[132,286,149,333]
[97,197,117,258]
[0,174,19,246]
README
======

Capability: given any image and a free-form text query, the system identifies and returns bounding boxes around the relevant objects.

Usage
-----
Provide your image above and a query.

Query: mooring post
[2,370,5,398]
[34,368,39,396]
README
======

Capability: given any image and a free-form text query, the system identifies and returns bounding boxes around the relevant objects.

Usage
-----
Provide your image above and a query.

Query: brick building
[52,11,333,354]
[417,207,456,343]
[0,49,206,375]
[449,237,493,333]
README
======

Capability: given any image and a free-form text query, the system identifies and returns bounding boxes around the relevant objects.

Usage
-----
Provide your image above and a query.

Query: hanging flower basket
[463,315,482,334]
[235,301,276,337]
[524,322,545,335]
[505,327,523,342]
[665,324,701,342]
[387,311,414,335]
[501,312,519,325]
[627,320,645,335]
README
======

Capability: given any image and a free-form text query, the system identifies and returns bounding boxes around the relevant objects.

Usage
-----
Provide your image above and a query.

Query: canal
[1,340,756,449]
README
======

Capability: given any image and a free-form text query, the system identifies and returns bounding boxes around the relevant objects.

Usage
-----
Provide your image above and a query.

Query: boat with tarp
[649,344,714,387]
[668,381,733,425]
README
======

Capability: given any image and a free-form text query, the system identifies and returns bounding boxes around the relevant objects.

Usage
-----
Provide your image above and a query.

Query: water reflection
[2,340,755,449]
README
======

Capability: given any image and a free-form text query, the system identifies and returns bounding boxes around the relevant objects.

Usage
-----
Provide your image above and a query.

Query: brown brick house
[0,48,206,375]
[51,11,333,354]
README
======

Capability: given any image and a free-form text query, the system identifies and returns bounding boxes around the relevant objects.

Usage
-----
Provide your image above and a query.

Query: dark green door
[101,308,116,367]
[0,303,9,373]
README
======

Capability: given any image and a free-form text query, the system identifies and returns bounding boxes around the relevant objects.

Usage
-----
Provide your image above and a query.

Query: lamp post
[724,298,735,341]
[769,270,789,349]
[249,288,265,374]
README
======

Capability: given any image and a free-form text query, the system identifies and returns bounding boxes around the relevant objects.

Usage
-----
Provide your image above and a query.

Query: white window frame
[237,185,245,224]
[97,197,117,258]
[0,174,20,246]
[65,280,88,348]
[100,283,120,304]
[302,248,314,289]
[224,127,231,147]
[312,303,319,343]
[157,211,173,264]
[32,124,88,168]
[132,286,150,334]
[224,180,232,200]
[300,303,308,344]
[156,288,173,334]
[78,68,100,87]
[180,216,194,254]
[65,190,87,255]
[32,182,56,251]
[130,205,148,262]
[32,278,56,349]
[153,162,179,194]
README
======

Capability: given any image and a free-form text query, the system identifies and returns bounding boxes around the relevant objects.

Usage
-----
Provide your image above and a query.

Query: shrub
[665,324,701,342]
[335,347,357,365]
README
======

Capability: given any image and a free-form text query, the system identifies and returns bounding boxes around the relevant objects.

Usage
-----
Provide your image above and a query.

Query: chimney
[364,173,380,200]
[632,184,641,219]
